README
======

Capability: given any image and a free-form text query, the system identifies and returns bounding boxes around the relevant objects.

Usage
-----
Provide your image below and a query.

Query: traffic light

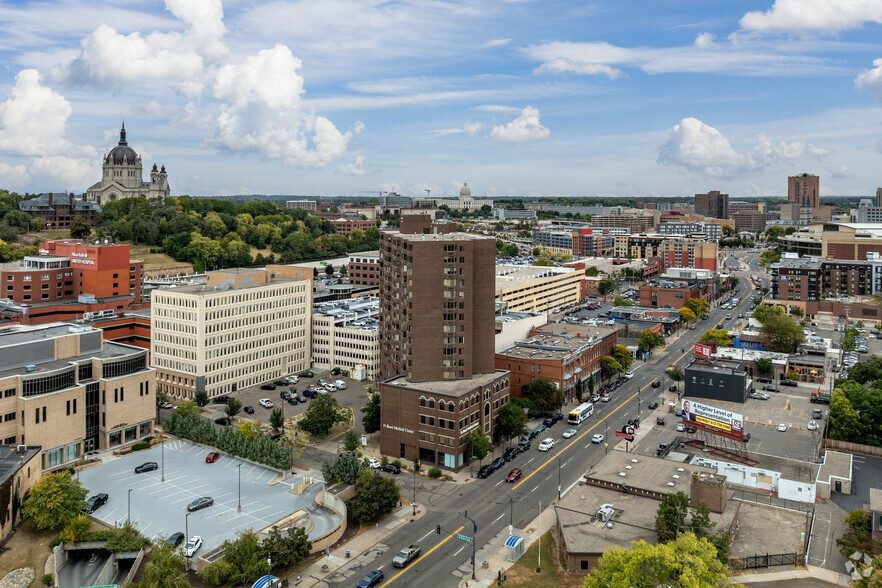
[436,524,441,534]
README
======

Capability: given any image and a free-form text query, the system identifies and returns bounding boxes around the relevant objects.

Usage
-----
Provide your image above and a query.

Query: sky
[1,0,882,199]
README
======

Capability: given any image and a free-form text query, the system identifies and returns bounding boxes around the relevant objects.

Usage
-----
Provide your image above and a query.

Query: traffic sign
[456,533,473,543]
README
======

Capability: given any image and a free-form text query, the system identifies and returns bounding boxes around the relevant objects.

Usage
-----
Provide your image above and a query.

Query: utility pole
[413,460,418,516]
[464,510,477,580]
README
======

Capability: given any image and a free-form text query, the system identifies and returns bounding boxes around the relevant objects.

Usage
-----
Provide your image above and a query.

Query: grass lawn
[505,530,585,588]
[0,523,56,583]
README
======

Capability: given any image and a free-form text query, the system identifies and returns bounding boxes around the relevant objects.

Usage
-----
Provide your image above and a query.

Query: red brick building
[639,282,702,309]
[347,251,379,286]
[657,240,718,272]
[330,217,376,235]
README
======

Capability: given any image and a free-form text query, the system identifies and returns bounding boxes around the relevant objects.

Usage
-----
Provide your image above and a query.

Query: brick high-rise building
[732,210,767,233]
[658,240,718,271]
[788,173,819,208]
[695,190,729,219]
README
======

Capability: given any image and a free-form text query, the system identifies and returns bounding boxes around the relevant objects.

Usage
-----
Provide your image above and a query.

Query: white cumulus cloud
[740,0,882,33]
[855,58,882,101]
[489,106,550,143]
[534,58,623,79]
[463,120,485,137]
[658,117,829,177]
[212,44,353,169]
[694,33,715,49]
[338,155,366,175]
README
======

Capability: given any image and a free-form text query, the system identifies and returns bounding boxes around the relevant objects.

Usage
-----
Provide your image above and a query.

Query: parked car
[300,371,314,378]
[780,380,798,387]
[392,545,421,568]
[214,417,231,426]
[280,391,291,400]
[656,416,665,425]
[159,401,173,409]
[533,424,547,437]
[288,396,299,405]
[334,380,347,389]
[506,468,523,482]
[538,438,555,451]
[273,380,287,387]
[212,395,230,404]
[303,389,317,399]
[543,416,556,428]
[624,371,634,379]
[379,464,401,474]
[260,383,276,390]
[517,439,531,453]
[503,447,519,461]
[243,406,255,414]
[807,420,819,431]
[676,423,685,432]
[259,398,274,408]
[648,401,659,409]
[84,493,108,514]
[477,465,494,478]
[591,394,600,402]
[367,458,381,469]
[185,536,203,557]
[357,571,384,588]
[296,394,308,403]
[749,392,769,400]
[812,408,823,419]
[134,462,158,474]
[742,433,751,443]
[325,384,337,391]
[489,457,506,471]
[601,394,611,402]
[318,379,329,387]
[165,532,185,547]
[668,385,678,392]
[591,434,604,444]
[762,385,778,392]
[656,443,669,456]
[205,452,220,463]
[187,497,214,512]
[756,377,772,383]
[776,423,787,432]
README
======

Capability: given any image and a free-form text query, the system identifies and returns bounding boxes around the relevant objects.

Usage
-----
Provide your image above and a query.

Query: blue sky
[1,0,882,198]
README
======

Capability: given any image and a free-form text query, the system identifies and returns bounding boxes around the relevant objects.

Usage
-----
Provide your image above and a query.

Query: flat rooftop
[152,276,304,296]
[390,232,492,243]
[382,370,508,398]
[585,451,722,496]
[556,484,658,554]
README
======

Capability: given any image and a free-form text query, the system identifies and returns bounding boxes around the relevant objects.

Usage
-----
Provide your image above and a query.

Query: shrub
[131,442,150,452]
[48,536,63,549]
[428,467,442,479]
[380,455,389,465]
[40,574,53,586]
[392,459,402,469]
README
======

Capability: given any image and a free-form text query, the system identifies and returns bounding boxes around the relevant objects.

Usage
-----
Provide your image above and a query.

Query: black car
[686,426,696,434]
[243,405,254,414]
[627,417,640,428]
[762,385,779,392]
[84,493,108,514]
[742,433,751,443]
[488,457,506,471]
[668,384,678,392]
[187,497,214,512]
[296,395,308,403]
[300,371,314,378]
[134,462,158,474]
[756,377,772,383]
[648,401,659,409]
[280,391,291,400]
[812,408,823,419]
[543,416,556,428]
[260,383,276,390]
[302,388,318,398]
[651,380,661,388]
[517,439,531,452]
[357,570,384,588]
[533,423,547,437]
[212,395,230,404]
[274,380,287,387]
[477,465,494,478]
[214,417,231,426]
[656,443,669,456]
[779,380,798,387]
[165,532,185,547]
[379,464,401,474]
[503,447,519,461]
[288,396,299,405]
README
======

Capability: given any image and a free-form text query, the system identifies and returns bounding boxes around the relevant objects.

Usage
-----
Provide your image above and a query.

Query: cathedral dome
[106,123,139,164]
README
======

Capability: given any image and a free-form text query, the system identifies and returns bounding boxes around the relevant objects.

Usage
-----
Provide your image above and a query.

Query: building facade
[770,257,882,301]
[16,193,102,229]
[0,323,155,469]
[658,240,718,271]
[695,190,729,219]
[493,208,537,220]
[822,223,882,260]
[330,218,376,235]
[85,124,170,203]
[347,251,379,286]
[150,266,312,399]
[788,173,820,209]
[312,297,380,379]
[657,221,722,241]
[494,265,583,314]
[285,200,318,211]
[733,210,767,233]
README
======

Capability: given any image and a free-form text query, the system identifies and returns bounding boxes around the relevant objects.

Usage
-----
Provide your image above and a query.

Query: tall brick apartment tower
[788,173,819,208]
[378,228,511,471]
[695,190,729,219]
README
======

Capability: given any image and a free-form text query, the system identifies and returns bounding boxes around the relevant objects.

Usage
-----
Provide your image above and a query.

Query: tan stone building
[0,323,155,469]
[312,297,380,380]
[495,265,583,313]
[150,266,312,400]
[0,446,41,542]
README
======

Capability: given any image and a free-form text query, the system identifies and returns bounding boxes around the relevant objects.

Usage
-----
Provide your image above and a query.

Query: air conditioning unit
[16,445,26,453]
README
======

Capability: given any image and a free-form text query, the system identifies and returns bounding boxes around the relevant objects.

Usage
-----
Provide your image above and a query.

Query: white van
[334,380,346,389]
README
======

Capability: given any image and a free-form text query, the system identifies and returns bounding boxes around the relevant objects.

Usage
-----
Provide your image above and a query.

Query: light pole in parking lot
[160,435,165,482]
[127,489,132,524]
[412,461,417,516]
[237,464,242,512]
[557,456,561,500]
[185,512,191,544]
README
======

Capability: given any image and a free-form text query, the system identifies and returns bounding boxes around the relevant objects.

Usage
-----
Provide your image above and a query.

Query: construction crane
[424,189,430,199]
[360,190,388,199]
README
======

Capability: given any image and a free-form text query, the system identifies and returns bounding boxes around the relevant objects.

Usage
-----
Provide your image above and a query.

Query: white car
[676,423,685,432]
[624,371,634,379]
[318,379,328,387]
[159,401,173,409]
[601,395,611,402]
[776,423,787,432]
[258,398,274,408]
[285,376,299,384]
[367,458,381,469]
[562,429,577,438]
[591,434,604,444]
[538,438,555,451]
[315,387,328,395]
[334,380,347,389]
[807,420,818,431]
[185,536,203,558]
[325,383,337,391]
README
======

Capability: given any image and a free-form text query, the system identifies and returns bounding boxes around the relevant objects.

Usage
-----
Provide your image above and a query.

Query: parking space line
[246,465,258,476]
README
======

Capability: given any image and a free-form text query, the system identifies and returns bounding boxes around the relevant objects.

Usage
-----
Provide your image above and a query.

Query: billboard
[694,343,713,359]
[681,399,743,439]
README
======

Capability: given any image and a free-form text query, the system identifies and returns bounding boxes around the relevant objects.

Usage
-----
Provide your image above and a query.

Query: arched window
[484,402,490,417]
[428,398,435,409]
[439,400,446,411]
[419,396,427,407]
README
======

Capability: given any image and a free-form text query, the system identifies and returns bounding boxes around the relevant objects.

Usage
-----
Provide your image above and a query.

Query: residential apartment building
[0,323,155,469]
[695,190,729,219]
[495,265,583,314]
[788,173,820,209]
[728,201,763,215]
[286,200,317,211]
[151,266,312,399]
[658,240,718,272]
[378,230,509,471]
[614,234,666,258]
[16,193,102,229]
[733,210,767,233]
[496,325,616,401]
[532,226,626,257]
[330,217,376,236]
[0,240,144,325]
[347,251,379,286]
[657,221,722,241]
[312,297,380,379]
[590,214,654,232]
[770,257,882,301]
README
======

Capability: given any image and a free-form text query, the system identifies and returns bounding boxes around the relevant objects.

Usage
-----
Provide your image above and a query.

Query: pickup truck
[392,545,421,567]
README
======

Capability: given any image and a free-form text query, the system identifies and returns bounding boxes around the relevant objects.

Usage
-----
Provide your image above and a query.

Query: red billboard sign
[694,343,713,359]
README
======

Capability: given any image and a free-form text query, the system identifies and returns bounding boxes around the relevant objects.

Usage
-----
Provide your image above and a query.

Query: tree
[131,539,189,588]
[685,298,709,317]
[765,225,786,242]
[582,533,731,588]
[612,345,633,372]
[700,330,732,346]
[637,330,665,353]
[261,526,311,572]
[522,377,565,414]
[324,263,334,276]
[350,469,401,523]
[361,393,381,434]
[760,249,781,267]
[203,529,264,586]
[668,367,683,386]
[754,357,773,375]
[194,390,209,407]
[760,314,805,353]
[587,375,595,398]
[613,295,633,307]
[60,513,92,544]
[597,278,617,301]
[829,389,862,442]
[729,277,740,290]
[174,400,199,418]
[656,492,729,562]
[68,215,91,239]
[344,430,359,452]
[321,453,367,485]
[298,395,346,436]
[224,398,243,418]
[600,356,622,379]
[21,470,88,530]
[497,403,527,443]
[753,304,784,324]
[837,509,882,559]
[468,430,491,464]
[679,307,696,322]
[790,306,804,318]
[269,408,284,432]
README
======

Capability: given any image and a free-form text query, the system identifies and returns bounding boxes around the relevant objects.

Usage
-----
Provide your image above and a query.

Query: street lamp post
[605,420,609,454]
[127,488,133,524]
[237,464,242,512]
[161,434,165,482]
[412,461,418,516]
[557,456,561,500]
[185,512,191,545]
[463,510,477,580]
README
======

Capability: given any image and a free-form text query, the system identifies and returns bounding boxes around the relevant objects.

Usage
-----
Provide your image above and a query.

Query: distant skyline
[1,1,881,199]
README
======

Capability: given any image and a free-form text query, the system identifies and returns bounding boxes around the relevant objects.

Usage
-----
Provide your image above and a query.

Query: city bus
[567,402,594,425]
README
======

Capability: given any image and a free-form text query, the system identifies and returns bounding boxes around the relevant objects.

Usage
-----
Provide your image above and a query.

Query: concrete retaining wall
[309,490,347,554]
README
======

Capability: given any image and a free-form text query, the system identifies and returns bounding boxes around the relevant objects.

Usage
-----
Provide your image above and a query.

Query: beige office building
[312,297,380,380]
[495,265,583,313]
[0,323,155,470]
[151,266,312,399]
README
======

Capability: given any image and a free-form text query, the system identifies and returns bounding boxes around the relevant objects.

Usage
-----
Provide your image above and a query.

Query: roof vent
[667,482,676,487]
[24,365,36,372]
[672,474,680,479]
[618,472,627,477]
[625,465,632,470]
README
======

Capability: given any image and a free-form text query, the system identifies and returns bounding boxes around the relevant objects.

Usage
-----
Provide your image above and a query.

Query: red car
[505,468,522,483]
[205,452,220,463]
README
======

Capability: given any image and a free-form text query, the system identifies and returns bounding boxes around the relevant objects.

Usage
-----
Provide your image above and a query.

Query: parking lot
[78,440,340,558]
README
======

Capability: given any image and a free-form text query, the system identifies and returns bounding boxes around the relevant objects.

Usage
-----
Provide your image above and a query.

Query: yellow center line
[380,525,465,587]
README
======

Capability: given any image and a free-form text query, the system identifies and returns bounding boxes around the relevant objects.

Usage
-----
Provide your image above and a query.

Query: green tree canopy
[637,330,666,352]
[224,398,243,418]
[497,402,527,442]
[754,357,773,375]
[612,345,633,372]
[679,307,697,322]
[601,356,622,379]
[361,393,381,434]
[760,314,805,353]
[194,390,209,407]
[613,295,633,307]
[668,367,683,383]
[829,389,862,443]
[597,278,617,299]
[350,468,401,523]
[700,330,732,346]
[269,407,284,432]
[131,538,189,588]
[68,215,91,239]
[760,249,782,267]
[298,395,346,436]
[321,453,368,485]
[522,377,565,414]
[468,429,491,463]
[753,304,784,324]
[685,298,710,316]
[21,470,88,530]
[344,430,359,452]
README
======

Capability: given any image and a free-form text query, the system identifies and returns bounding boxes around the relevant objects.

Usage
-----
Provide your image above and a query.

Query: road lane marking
[454,546,465,557]
[419,529,434,541]
[531,485,539,492]
[380,525,465,587]
[492,513,504,524]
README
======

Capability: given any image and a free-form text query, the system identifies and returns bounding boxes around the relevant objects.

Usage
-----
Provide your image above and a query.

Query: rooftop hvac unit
[16,445,26,453]
[24,365,36,372]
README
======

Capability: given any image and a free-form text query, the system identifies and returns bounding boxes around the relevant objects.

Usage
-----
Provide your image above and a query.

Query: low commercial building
[639,280,702,309]
[657,221,721,241]
[312,297,380,380]
[347,251,379,286]
[286,200,317,211]
[822,223,882,260]
[330,217,376,236]
[495,264,583,313]
[684,360,752,403]
[151,266,312,400]
[0,323,155,467]
[0,446,41,543]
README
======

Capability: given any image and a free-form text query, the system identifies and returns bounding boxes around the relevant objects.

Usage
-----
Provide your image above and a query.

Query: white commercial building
[312,297,380,380]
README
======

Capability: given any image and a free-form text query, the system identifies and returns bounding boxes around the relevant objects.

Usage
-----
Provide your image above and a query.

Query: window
[46,448,63,468]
